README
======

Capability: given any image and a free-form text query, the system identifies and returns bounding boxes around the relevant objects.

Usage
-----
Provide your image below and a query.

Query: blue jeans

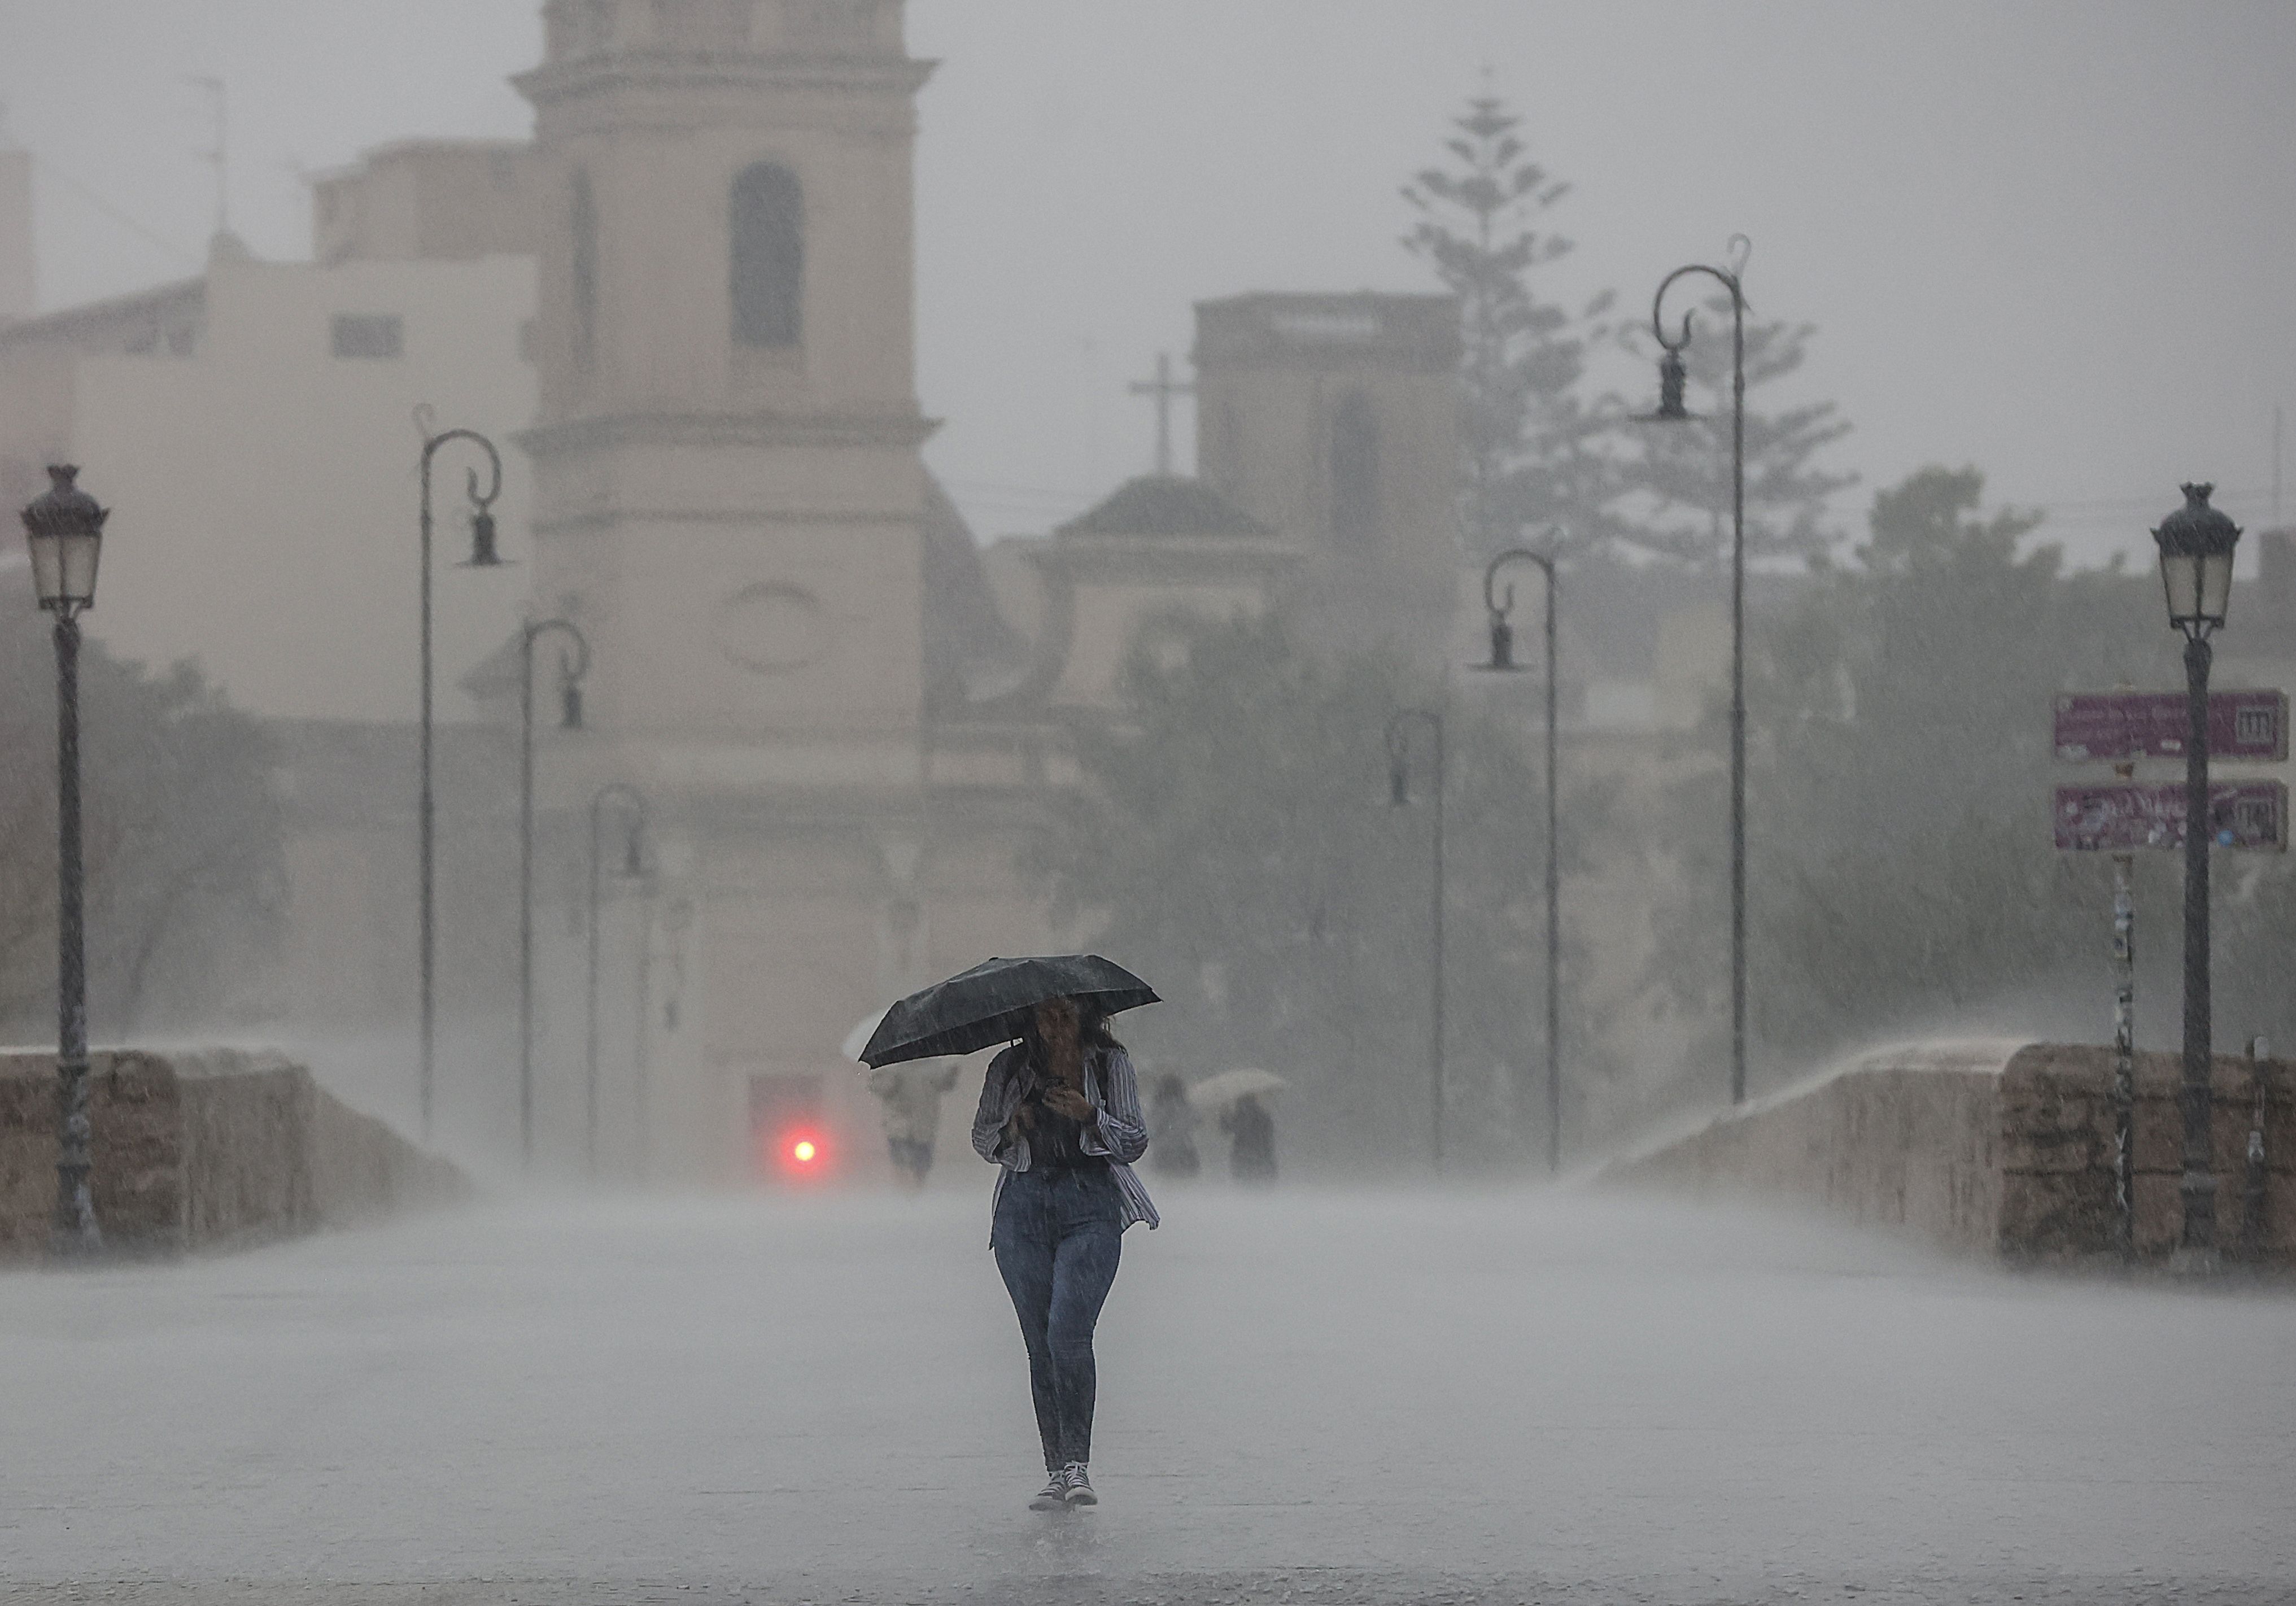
[992,1165,1123,1472]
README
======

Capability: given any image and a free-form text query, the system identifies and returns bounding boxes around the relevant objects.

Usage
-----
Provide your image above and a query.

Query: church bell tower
[519,0,933,743]
[516,0,937,1179]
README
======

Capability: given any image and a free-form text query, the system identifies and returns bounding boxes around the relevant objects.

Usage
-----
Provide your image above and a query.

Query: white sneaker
[1060,1462,1096,1505]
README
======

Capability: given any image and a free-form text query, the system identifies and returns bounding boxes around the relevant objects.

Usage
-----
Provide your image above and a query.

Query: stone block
[1998,1169,2118,1259]
[1610,1041,2295,1268]
[0,1046,465,1264]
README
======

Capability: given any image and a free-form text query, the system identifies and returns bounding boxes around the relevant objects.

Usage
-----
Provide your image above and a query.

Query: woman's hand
[1040,1086,1093,1122]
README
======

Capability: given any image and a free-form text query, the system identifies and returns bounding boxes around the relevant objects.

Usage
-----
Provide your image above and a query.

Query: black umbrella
[858,954,1158,1068]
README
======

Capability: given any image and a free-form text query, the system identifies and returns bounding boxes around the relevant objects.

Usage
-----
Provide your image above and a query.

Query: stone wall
[1602,1041,2013,1255]
[2000,1042,2295,1262]
[1604,1040,2295,1265]
[0,1047,465,1262]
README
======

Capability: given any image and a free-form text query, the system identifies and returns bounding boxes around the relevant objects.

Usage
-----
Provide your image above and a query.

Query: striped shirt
[972,1041,1160,1238]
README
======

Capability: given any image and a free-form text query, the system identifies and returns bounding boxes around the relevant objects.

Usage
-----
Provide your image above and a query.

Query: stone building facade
[0,0,1470,1182]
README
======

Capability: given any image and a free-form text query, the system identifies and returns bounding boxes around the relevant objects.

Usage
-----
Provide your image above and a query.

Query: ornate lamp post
[2153,482,2241,1271]
[1386,709,1446,1172]
[1477,543,1563,1173]
[1642,238,1751,1105]
[20,465,107,1256]
[517,618,588,1165]
[586,782,649,1179]
[415,412,504,1141]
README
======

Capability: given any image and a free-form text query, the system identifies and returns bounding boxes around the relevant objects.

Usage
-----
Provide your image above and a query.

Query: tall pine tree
[1402,94,1613,561]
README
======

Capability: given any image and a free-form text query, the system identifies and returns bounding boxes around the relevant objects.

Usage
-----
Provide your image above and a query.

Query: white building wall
[68,247,536,726]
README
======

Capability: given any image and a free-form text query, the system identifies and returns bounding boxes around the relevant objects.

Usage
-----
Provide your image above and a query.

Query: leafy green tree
[1045,609,1617,1173]
[0,574,286,1037]
[1642,466,2196,1083]
[1402,93,1614,561]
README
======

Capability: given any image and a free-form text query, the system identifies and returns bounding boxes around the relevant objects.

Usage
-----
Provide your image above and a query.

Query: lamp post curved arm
[1645,239,1752,1107]
[525,618,590,726]
[1483,545,1555,609]
[589,784,650,856]
[1482,542,1566,1174]
[417,413,505,525]
[586,782,651,1180]
[516,618,590,1165]
[1649,257,1744,356]
[1385,708,1446,1172]
[530,618,590,673]
[1483,545,1556,674]
[411,414,505,1143]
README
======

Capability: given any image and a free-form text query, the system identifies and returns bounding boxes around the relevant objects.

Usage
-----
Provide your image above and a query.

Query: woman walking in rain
[973,994,1158,1510]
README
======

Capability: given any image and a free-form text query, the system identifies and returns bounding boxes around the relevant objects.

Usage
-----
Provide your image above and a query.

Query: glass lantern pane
[58,531,101,604]
[25,530,64,605]
[2199,549,2236,623]
[2159,552,2202,624]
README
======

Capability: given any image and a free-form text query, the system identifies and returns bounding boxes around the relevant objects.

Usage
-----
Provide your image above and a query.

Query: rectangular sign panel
[2053,690,2289,763]
[2053,781,2289,852]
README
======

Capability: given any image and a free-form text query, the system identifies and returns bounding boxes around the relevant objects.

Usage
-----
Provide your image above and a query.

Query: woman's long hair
[1016,997,1123,1084]
[1080,1001,1123,1053]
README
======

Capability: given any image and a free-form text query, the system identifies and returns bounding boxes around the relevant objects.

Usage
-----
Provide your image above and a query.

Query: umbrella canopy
[859,954,1159,1069]
[1187,1067,1289,1110]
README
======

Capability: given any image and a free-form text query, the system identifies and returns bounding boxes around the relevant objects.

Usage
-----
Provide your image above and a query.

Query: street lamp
[415,411,505,1142]
[2153,481,2241,1271]
[518,618,588,1166]
[1476,543,1562,1174]
[1386,709,1445,1172]
[586,782,650,1180]
[20,465,107,1256]
[1642,238,1751,1106]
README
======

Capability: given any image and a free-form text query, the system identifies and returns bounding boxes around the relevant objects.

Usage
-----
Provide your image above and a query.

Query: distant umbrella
[1187,1068,1289,1111]
[842,1006,889,1064]
[859,954,1159,1069]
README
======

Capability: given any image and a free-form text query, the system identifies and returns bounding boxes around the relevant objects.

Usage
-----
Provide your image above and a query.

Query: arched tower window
[1330,391,1379,548]
[570,171,599,372]
[730,162,804,350]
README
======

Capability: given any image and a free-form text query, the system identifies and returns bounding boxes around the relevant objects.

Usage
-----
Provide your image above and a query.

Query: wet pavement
[2,1184,2289,1605]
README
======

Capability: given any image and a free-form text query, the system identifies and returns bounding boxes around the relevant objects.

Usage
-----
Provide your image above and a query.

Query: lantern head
[19,465,107,613]
[2152,482,2241,637]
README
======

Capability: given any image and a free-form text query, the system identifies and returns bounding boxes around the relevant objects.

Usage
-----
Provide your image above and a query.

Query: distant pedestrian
[1223,1092,1276,1184]
[1146,1072,1201,1179]
[868,1058,960,1190]
[973,994,1157,1511]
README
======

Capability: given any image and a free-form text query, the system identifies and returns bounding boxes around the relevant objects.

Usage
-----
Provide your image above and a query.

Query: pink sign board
[2053,782,2289,852]
[2052,690,2288,763]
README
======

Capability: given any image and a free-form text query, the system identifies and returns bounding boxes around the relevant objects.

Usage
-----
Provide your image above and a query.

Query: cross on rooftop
[1128,352,1195,478]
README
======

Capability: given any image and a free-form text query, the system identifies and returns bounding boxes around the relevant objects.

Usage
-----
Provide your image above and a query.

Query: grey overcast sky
[2,1,2292,566]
